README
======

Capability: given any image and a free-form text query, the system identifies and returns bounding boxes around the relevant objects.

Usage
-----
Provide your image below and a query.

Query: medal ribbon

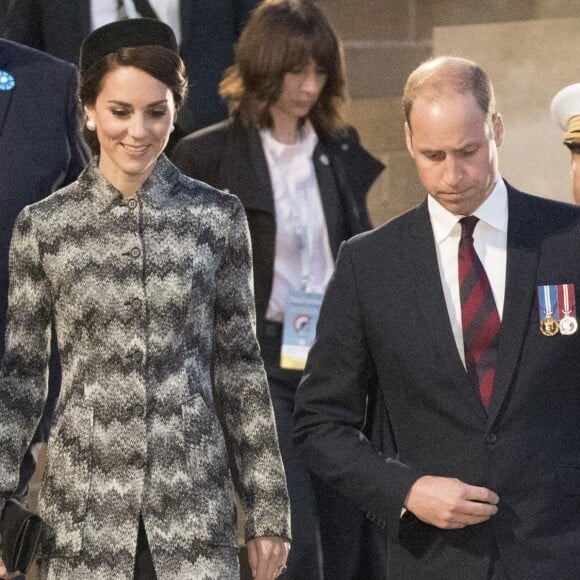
[538,285,557,320]
[557,283,576,319]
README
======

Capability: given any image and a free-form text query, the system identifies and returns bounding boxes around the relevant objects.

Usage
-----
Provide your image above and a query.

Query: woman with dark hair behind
[0,18,290,580]
[172,1,385,577]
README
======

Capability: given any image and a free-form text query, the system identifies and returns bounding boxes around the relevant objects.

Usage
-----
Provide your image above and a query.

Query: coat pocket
[37,402,94,557]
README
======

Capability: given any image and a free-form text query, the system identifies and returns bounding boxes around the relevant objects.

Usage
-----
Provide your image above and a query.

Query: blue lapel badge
[0,71,15,91]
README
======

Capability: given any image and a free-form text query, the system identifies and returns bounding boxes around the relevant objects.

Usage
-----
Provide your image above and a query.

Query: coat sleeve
[293,240,423,538]
[0,207,51,516]
[211,196,291,542]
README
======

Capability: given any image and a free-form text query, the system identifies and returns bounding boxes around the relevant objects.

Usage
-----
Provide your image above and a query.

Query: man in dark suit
[0,39,89,506]
[294,56,580,579]
[1,0,258,136]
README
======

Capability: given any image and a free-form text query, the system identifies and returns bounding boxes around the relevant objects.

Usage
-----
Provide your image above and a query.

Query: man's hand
[404,475,499,529]
[247,536,290,579]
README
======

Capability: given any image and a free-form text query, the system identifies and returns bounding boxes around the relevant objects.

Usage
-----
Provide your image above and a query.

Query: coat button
[127,198,137,210]
[133,404,145,417]
[130,247,141,258]
[131,297,142,310]
[133,351,143,363]
[485,433,498,444]
[341,143,349,151]
[133,457,145,469]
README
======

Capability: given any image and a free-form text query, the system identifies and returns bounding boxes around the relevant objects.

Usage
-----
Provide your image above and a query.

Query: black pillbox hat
[80,18,178,73]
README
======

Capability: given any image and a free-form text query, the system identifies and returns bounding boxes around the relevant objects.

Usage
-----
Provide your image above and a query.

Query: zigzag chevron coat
[0,155,291,579]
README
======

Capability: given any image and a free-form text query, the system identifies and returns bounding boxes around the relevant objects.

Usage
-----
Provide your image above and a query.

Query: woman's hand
[0,555,22,579]
[247,536,290,579]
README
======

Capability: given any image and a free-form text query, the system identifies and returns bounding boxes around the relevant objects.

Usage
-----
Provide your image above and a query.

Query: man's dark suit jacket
[0,40,89,464]
[294,184,580,580]
[1,0,258,133]
[171,116,384,336]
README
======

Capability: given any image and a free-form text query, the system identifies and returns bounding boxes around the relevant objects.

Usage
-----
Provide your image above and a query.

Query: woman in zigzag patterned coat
[0,19,290,580]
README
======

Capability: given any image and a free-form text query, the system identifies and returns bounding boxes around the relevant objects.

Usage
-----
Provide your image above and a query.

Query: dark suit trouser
[260,322,387,579]
[261,322,324,580]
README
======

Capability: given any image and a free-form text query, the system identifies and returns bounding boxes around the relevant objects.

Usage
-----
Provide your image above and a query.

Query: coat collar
[211,118,274,214]
[82,154,180,213]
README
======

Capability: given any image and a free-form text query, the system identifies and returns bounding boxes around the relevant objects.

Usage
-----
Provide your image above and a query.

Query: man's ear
[404,122,415,158]
[492,113,504,147]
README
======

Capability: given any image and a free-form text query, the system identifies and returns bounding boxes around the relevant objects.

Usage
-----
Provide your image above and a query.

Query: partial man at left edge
[0,38,89,508]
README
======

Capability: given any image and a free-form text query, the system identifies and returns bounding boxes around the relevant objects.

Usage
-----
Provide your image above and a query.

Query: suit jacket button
[486,433,498,444]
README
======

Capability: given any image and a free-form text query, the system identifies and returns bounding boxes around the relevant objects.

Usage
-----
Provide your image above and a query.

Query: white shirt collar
[428,177,508,244]
[260,120,318,159]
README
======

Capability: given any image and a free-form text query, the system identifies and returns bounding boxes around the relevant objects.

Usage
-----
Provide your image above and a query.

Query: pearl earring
[86,118,96,131]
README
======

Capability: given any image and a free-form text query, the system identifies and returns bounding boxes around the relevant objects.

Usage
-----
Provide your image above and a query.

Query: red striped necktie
[458,216,501,407]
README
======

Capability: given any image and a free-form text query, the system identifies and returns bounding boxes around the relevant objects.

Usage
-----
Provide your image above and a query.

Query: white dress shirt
[261,123,334,321]
[428,178,508,366]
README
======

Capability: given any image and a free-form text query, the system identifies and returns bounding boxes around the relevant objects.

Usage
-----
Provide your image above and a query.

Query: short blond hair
[403,56,497,131]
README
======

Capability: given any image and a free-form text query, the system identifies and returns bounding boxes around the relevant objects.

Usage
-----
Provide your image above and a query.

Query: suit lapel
[404,202,480,403]
[487,187,541,424]
[314,143,344,258]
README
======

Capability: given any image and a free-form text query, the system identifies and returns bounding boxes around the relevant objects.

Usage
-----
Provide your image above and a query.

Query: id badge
[280,290,323,370]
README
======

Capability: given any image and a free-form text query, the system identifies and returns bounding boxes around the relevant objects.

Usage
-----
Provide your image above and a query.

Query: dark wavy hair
[219,0,347,136]
[79,45,188,154]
